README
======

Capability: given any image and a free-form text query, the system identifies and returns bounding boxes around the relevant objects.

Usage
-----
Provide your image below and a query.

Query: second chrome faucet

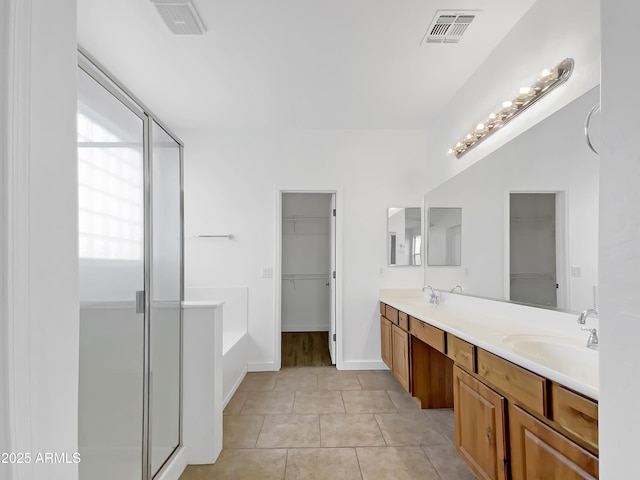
[577,308,599,350]
[422,285,440,306]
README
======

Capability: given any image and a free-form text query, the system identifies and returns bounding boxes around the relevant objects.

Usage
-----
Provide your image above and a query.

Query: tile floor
[179,367,477,480]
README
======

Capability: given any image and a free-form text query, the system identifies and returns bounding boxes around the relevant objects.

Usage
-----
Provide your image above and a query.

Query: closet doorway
[277,191,339,368]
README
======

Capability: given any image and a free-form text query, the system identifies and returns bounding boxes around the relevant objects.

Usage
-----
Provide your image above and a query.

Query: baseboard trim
[223,366,247,408]
[155,446,187,480]
[248,361,277,372]
[338,360,389,371]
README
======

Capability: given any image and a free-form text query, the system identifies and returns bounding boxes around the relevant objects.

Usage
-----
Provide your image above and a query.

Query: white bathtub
[185,287,249,406]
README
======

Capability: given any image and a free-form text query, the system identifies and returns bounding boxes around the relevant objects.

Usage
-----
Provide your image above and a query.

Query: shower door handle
[136,290,145,314]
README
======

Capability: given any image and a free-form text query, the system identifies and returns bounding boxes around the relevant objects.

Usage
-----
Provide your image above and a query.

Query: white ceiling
[77,0,536,130]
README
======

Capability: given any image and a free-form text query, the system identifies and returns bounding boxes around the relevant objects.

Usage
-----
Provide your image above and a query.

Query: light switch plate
[571,265,582,277]
[262,266,273,278]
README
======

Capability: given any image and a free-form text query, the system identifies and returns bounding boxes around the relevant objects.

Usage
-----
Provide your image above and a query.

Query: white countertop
[379,289,598,400]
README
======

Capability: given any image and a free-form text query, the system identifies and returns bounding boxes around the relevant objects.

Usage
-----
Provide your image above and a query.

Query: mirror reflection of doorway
[389,233,397,265]
[509,193,558,307]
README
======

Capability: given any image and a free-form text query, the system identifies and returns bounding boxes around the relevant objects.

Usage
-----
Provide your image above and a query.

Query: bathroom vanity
[379,289,598,480]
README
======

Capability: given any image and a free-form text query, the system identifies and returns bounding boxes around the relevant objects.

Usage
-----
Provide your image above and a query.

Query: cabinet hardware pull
[486,427,493,441]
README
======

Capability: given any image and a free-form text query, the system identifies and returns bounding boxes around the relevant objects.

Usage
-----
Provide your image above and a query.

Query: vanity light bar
[448,58,574,158]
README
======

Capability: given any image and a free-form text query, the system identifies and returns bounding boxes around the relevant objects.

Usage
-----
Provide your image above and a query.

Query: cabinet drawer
[477,349,547,416]
[409,316,445,353]
[379,302,386,315]
[398,311,409,331]
[385,305,399,324]
[447,335,475,371]
[551,383,598,450]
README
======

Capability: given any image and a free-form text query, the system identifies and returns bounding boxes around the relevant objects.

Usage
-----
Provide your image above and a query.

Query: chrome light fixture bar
[448,58,574,158]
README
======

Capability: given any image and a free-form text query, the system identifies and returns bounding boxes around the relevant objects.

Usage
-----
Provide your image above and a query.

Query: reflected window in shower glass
[77,111,143,260]
[427,207,462,266]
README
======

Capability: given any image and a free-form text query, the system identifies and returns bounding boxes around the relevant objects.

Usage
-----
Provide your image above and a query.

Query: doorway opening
[508,192,566,308]
[276,191,339,368]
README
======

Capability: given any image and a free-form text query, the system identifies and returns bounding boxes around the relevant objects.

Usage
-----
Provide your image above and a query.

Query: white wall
[599,1,640,477]
[2,1,79,479]
[424,0,600,194]
[282,192,331,332]
[425,87,599,312]
[182,129,426,369]
[0,0,11,472]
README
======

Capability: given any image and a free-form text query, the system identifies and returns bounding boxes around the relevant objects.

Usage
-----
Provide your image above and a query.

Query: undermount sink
[501,334,598,383]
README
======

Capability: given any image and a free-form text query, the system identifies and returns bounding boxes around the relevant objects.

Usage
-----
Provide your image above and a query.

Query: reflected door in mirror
[388,207,422,266]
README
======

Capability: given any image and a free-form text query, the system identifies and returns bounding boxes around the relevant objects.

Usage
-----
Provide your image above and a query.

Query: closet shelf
[282,273,329,280]
[283,216,329,221]
[282,273,330,288]
[510,273,554,279]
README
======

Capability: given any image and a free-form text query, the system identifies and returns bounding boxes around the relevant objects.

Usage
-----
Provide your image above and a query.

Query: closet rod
[193,234,234,239]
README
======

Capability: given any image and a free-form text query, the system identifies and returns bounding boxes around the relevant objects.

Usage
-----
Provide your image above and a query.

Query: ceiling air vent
[151,0,206,35]
[423,11,477,44]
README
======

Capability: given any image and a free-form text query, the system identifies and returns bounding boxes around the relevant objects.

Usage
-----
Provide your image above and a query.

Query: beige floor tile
[223,390,247,415]
[386,389,420,411]
[223,414,264,448]
[274,373,318,391]
[181,448,287,480]
[357,446,441,480]
[423,444,478,480]
[178,464,210,480]
[423,408,456,444]
[293,390,345,414]
[317,371,362,390]
[237,372,278,391]
[375,412,449,446]
[320,413,386,447]
[357,371,403,391]
[285,448,362,480]
[241,391,295,415]
[279,366,334,377]
[342,390,398,414]
[256,414,321,448]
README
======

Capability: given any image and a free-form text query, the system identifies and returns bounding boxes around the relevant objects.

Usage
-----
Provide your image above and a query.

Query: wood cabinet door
[391,324,410,392]
[380,316,392,369]
[509,404,598,480]
[453,366,507,480]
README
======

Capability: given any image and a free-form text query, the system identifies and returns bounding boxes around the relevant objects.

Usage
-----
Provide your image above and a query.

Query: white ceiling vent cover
[151,0,206,35]
[423,11,477,44]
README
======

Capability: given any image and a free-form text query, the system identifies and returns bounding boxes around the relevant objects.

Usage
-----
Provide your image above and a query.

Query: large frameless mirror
[387,207,422,266]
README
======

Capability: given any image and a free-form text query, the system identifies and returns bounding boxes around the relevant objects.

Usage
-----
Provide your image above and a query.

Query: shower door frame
[77,48,185,480]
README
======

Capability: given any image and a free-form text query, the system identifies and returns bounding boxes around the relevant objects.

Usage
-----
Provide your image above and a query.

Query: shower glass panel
[77,67,145,480]
[150,121,182,475]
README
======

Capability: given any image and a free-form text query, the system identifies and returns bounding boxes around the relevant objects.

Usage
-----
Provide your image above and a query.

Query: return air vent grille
[151,0,206,35]
[423,11,477,44]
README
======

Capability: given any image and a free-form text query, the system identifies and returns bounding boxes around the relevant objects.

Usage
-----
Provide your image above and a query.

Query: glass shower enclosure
[77,51,183,480]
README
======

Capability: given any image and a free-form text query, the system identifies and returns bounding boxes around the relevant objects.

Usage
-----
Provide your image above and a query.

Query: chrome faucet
[450,285,464,293]
[421,285,440,306]
[583,328,599,350]
[577,308,599,350]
